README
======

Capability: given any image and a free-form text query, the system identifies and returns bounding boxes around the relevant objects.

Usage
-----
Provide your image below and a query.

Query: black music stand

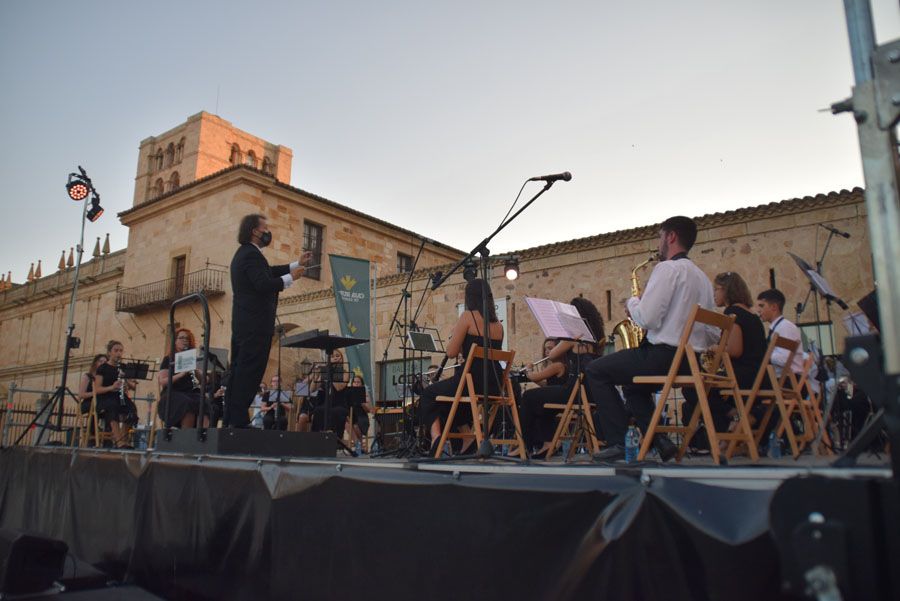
[282,329,368,452]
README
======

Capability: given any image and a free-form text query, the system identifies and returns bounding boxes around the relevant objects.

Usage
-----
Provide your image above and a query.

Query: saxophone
[612,253,658,350]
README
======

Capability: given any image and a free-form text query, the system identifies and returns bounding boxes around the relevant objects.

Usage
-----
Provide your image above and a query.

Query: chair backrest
[669,305,736,378]
[458,345,516,398]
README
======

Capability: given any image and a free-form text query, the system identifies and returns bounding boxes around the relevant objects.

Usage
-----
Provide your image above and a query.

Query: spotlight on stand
[86,193,103,222]
[504,257,520,281]
[66,178,90,201]
[463,260,478,282]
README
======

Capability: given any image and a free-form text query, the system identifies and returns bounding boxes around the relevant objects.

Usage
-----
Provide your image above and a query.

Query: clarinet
[190,370,200,391]
[433,355,450,383]
[117,366,127,407]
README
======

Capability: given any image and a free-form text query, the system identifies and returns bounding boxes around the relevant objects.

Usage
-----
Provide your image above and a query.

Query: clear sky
[1,1,898,281]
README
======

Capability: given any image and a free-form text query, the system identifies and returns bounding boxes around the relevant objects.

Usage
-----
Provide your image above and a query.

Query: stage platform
[0,445,894,600]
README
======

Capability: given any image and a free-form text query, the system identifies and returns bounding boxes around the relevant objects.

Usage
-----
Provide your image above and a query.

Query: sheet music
[806,269,838,298]
[842,311,871,336]
[524,297,596,342]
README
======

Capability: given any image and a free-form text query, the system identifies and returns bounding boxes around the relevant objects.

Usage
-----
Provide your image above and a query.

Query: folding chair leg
[508,401,528,459]
[638,382,674,461]
[580,386,601,454]
[435,400,460,458]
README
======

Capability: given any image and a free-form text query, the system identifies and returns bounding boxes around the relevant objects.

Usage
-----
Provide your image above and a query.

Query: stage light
[86,194,103,222]
[66,180,90,201]
[504,257,520,281]
[463,260,478,282]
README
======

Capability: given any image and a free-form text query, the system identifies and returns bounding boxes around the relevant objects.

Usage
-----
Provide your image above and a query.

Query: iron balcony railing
[116,268,227,313]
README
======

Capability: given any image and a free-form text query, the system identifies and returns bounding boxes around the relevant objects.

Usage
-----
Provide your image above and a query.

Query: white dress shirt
[626,257,717,351]
[768,316,806,375]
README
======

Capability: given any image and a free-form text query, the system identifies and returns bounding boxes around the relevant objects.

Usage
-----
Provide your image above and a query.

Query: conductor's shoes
[653,435,677,462]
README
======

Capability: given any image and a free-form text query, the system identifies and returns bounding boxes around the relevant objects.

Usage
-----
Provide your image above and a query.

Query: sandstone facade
[0,114,874,411]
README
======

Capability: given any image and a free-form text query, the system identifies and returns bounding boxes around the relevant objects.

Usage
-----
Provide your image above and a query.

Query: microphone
[820,224,850,238]
[528,171,572,183]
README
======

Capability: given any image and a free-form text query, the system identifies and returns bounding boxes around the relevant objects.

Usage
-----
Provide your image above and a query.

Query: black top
[159,356,196,393]
[460,332,504,394]
[230,243,290,335]
[725,305,767,388]
[96,362,128,402]
[566,350,601,386]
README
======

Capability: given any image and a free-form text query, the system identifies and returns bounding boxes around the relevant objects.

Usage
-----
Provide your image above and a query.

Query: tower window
[230,144,242,166]
[165,143,175,168]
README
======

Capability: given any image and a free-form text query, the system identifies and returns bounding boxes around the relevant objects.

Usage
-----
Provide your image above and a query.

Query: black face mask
[257,230,272,247]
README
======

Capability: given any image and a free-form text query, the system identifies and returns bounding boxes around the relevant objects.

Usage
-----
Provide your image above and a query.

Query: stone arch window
[175,138,185,163]
[262,156,273,174]
[167,171,180,192]
[246,150,257,168]
[164,143,175,168]
[153,178,165,198]
[148,153,156,173]
[230,144,242,166]
[155,150,164,171]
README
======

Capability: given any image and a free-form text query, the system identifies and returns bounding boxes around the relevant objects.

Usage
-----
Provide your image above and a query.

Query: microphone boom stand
[431,180,556,459]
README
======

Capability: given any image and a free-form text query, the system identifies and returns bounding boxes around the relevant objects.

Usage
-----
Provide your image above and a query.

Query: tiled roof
[511,187,865,260]
[118,164,464,255]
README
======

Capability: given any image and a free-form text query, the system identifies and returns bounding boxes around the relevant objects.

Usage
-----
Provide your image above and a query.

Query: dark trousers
[418,377,473,433]
[518,385,571,450]
[224,327,273,427]
[584,343,679,446]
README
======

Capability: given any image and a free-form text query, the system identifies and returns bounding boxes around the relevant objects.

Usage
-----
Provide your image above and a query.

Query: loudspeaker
[154,428,337,457]
[0,528,68,595]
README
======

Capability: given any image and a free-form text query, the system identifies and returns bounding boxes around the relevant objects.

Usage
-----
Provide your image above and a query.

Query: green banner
[328,254,372,393]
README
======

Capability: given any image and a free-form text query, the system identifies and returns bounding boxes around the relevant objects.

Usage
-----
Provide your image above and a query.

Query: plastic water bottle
[768,431,782,459]
[561,440,572,457]
[625,423,641,463]
[354,440,362,456]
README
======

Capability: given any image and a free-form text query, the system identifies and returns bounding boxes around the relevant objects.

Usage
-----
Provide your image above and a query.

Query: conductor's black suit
[224,243,290,427]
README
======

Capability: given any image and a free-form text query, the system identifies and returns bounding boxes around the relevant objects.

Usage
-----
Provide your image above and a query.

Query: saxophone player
[585,216,716,462]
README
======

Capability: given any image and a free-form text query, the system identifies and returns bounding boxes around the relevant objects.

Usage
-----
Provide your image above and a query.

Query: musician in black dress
[93,340,138,448]
[517,298,605,458]
[224,213,310,427]
[261,375,292,430]
[418,278,504,456]
[301,349,351,433]
[158,328,208,428]
[78,353,107,415]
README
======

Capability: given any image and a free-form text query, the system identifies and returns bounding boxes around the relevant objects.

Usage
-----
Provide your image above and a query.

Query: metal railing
[1,382,157,448]
[115,268,226,313]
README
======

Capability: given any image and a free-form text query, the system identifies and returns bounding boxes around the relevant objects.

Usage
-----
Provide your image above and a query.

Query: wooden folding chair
[791,353,833,455]
[434,345,526,459]
[87,391,115,448]
[543,374,601,459]
[635,305,758,465]
[721,335,809,459]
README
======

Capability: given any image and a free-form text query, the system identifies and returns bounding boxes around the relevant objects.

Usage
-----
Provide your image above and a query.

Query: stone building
[0,112,874,412]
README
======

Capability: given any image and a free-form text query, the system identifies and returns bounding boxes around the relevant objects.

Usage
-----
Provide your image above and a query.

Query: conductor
[223,213,310,427]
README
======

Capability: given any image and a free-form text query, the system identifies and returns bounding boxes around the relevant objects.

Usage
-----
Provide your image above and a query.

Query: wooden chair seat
[544,374,601,460]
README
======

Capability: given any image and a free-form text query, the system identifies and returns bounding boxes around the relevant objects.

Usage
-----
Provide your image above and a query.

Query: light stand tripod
[430,173,569,459]
[10,167,103,448]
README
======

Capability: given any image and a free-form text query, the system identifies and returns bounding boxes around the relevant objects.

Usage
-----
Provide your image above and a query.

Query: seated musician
[516,299,604,458]
[347,375,374,451]
[261,374,292,430]
[298,349,351,433]
[157,328,209,429]
[78,353,108,415]
[418,278,504,456]
[696,272,768,432]
[94,339,139,448]
[585,216,717,462]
